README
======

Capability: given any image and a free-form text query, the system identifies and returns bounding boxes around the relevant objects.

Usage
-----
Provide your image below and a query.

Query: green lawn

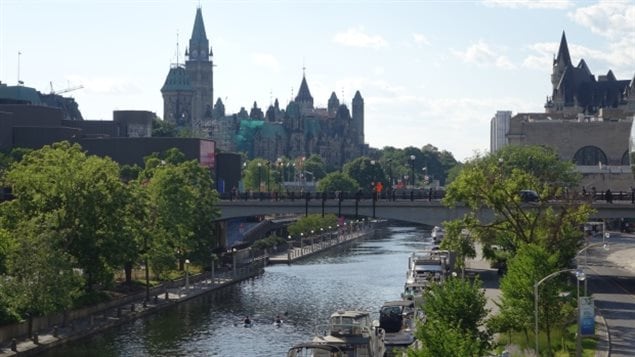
[496,324,597,357]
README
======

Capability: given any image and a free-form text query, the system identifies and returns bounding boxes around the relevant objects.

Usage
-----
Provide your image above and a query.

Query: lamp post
[232,248,237,278]
[575,270,586,357]
[266,161,271,193]
[287,235,293,261]
[387,159,392,200]
[184,259,190,290]
[410,155,415,189]
[257,162,262,193]
[534,268,577,355]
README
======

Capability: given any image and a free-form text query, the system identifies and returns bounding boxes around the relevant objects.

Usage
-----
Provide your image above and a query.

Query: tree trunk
[124,261,133,284]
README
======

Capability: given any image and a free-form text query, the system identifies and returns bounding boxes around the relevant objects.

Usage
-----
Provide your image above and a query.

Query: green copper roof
[191,8,208,42]
[161,66,193,92]
[0,84,42,105]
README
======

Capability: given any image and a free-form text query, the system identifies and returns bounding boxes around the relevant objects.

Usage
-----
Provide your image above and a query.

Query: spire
[188,7,210,61]
[295,74,314,105]
[556,31,572,66]
[191,7,207,42]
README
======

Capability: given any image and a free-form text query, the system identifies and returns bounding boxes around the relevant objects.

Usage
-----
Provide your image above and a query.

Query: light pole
[534,268,577,355]
[410,155,415,189]
[184,259,190,290]
[387,159,392,199]
[575,270,586,357]
[257,162,262,193]
[266,161,271,193]
[232,248,237,278]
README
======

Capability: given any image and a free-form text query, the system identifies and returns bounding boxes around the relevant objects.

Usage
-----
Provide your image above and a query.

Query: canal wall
[0,264,264,356]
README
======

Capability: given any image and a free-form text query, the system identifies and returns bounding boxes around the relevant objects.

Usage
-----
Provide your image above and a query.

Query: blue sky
[1,0,633,161]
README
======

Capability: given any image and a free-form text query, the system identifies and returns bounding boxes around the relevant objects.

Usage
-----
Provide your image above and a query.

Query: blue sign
[579,297,595,336]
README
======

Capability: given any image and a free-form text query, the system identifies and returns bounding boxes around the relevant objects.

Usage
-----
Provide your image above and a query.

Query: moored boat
[287,310,386,357]
[431,225,444,243]
[379,300,421,356]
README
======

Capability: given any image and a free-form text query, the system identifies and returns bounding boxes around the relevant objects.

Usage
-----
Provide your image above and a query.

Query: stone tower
[295,74,314,115]
[352,90,364,145]
[161,7,214,135]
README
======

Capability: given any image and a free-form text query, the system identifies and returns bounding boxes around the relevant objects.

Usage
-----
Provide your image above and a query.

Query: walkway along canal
[33,223,432,356]
[0,220,379,356]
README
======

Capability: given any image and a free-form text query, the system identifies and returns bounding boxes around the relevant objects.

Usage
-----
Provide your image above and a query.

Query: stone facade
[502,32,635,192]
[162,8,367,168]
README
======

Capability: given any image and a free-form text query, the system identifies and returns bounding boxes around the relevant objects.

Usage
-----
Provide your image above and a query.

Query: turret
[551,31,572,88]
[328,92,340,115]
[295,74,314,114]
[352,91,364,144]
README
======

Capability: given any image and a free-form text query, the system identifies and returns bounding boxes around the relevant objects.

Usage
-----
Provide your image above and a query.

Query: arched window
[621,150,630,165]
[572,146,607,166]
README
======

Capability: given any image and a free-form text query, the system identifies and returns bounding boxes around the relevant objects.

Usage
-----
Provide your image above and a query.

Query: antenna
[302,58,306,77]
[17,51,22,85]
[291,87,294,101]
[270,90,273,105]
[176,32,180,65]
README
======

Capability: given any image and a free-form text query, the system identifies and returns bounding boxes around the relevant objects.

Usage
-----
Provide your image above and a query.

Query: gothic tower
[295,74,314,114]
[185,7,214,134]
[352,90,364,145]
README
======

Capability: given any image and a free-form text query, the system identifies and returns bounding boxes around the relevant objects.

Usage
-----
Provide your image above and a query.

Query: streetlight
[534,268,577,355]
[387,159,392,199]
[266,161,271,193]
[232,248,237,278]
[184,259,191,290]
[575,270,586,357]
[257,162,262,193]
[410,155,415,189]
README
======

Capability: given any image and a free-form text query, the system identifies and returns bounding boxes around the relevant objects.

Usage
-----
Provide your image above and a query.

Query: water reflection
[43,224,432,357]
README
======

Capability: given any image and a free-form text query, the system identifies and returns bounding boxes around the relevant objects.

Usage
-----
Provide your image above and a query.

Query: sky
[1,0,634,162]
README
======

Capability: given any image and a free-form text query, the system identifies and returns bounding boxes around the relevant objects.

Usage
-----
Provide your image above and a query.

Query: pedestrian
[591,186,596,201]
[605,189,613,204]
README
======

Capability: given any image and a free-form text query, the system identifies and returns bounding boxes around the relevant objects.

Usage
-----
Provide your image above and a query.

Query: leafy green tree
[317,171,359,193]
[304,155,327,181]
[143,158,219,270]
[408,319,485,357]
[495,244,572,353]
[287,214,338,237]
[152,117,178,137]
[242,158,271,192]
[442,145,591,268]
[440,220,476,277]
[343,157,387,193]
[3,218,83,316]
[3,142,136,291]
[411,277,490,356]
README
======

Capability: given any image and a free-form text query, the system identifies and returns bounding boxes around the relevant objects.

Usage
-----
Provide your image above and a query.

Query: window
[573,146,607,165]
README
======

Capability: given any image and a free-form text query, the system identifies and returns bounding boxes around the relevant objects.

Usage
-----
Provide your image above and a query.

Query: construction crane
[49,81,84,95]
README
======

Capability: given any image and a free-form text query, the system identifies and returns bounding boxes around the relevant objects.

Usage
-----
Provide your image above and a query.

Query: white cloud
[453,40,516,69]
[569,0,635,39]
[252,53,280,72]
[333,27,387,49]
[412,33,430,46]
[482,0,573,9]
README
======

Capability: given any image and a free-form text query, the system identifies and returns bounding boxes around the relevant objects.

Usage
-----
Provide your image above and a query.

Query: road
[585,233,635,357]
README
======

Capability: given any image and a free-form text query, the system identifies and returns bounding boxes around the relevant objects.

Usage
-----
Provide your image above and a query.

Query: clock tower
[162,7,214,135]
[185,7,214,135]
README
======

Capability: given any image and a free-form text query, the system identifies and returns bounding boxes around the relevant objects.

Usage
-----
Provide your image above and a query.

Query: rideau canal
[43,223,432,357]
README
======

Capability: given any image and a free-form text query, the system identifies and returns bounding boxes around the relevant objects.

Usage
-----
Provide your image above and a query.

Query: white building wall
[490,110,511,152]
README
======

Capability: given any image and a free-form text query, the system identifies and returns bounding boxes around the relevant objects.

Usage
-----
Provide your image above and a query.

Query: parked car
[519,190,539,203]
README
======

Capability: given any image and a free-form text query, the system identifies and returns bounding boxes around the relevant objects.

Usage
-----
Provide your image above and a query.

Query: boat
[379,300,421,355]
[402,249,454,301]
[287,310,386,357]
[431,226,444,243]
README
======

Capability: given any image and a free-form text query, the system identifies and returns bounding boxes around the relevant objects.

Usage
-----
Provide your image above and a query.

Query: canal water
[43,223,433,357]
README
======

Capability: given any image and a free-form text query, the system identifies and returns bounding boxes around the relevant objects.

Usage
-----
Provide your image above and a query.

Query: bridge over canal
[215,198,635,226]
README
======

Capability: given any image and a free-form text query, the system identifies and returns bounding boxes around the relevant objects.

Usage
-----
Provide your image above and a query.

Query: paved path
[0,266,263,356]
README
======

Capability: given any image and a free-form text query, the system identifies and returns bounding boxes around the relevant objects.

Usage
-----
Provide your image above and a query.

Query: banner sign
[579,296,595,336]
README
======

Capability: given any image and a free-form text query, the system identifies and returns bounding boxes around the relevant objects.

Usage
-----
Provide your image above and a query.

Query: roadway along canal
[42,223,433,357]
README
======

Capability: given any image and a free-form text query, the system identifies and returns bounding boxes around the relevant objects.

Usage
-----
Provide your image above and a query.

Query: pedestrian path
[268,229,371,264]
[0,265,263,356]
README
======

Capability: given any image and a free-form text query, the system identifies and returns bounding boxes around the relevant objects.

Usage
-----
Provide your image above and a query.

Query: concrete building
[502,32,635,192]
[490,110,511,153]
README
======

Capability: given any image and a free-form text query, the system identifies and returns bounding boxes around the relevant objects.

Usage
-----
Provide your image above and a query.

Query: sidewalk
[0,265,263,356]
[465,243,610,357]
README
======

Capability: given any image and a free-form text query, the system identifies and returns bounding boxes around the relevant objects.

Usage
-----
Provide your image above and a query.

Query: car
[520,190,539,203]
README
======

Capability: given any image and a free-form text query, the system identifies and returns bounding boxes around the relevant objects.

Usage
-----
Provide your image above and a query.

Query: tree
[287,214,338,237]
[343,157,387,193]
[317,171,359,193]
[304,155,327,181]
[495,244,572,354]
[411,277,490,356]
[3,142,137,291]
[152,117,178,137]
[442,145,592,268]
